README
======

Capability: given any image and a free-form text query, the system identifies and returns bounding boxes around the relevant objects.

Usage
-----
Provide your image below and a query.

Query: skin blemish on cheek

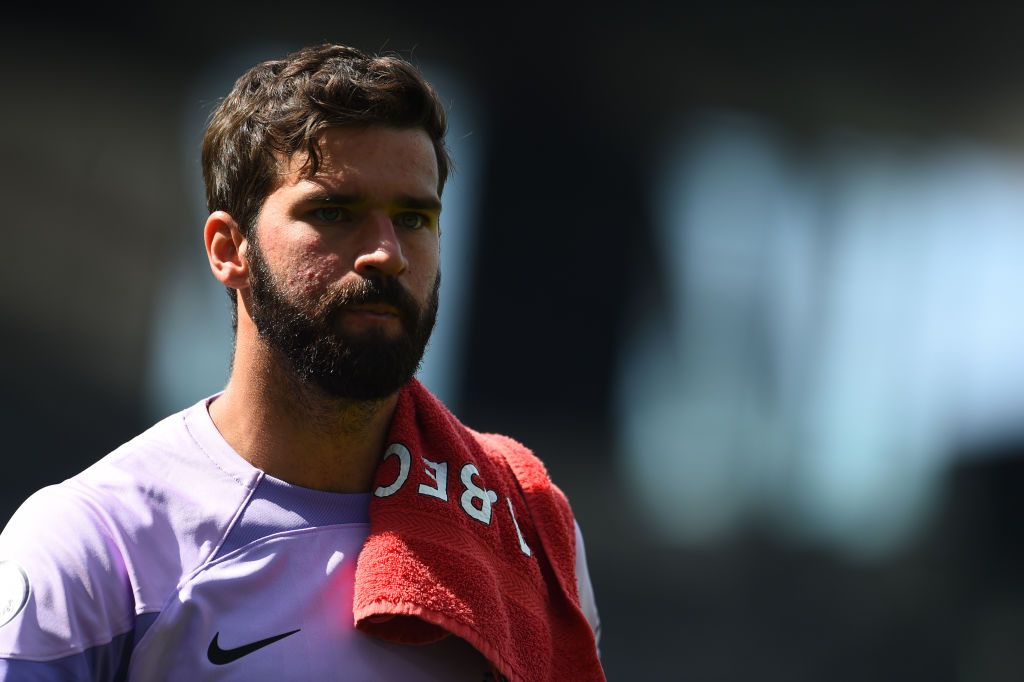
[286,255,344,296]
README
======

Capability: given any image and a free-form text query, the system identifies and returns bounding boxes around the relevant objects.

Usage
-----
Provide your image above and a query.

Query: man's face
[244,126,442,401]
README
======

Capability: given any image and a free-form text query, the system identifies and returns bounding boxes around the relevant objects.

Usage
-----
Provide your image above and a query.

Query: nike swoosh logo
[207,628,301,665]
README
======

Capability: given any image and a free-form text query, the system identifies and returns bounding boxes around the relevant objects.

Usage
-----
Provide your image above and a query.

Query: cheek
[282,251,344,296]
[407,269,440,311]
[406,239,440,283]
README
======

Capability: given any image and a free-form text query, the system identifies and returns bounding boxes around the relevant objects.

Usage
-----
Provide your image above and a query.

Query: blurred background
[3,3,1024,680]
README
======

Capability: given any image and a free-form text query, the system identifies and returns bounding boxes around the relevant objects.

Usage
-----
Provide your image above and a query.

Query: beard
[245,237,439,401]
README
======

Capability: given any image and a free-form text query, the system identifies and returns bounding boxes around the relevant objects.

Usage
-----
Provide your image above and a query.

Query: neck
[209,340,399,493]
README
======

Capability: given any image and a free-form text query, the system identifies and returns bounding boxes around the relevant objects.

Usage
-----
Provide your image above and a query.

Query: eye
[312,206,351,223]
[394,212,430,230]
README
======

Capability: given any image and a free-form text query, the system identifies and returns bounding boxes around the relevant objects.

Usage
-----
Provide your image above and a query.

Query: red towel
[353,380,605,682]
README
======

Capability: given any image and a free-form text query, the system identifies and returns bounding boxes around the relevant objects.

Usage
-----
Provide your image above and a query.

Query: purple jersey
[0,397,599,680]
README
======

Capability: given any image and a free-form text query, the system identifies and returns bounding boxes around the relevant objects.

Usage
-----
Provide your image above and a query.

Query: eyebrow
[303,191,442,212]
[395,195,443,212]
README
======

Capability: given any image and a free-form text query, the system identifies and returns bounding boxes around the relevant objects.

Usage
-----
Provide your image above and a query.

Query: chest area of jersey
[128,526,488,681]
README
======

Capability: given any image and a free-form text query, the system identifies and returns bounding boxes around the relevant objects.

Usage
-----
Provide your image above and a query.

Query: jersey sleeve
[574,520,602,652]
[0,484,136,681]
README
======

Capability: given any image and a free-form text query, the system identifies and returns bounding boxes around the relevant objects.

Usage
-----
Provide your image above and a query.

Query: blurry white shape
[927,151,1024,443]
[143,47,481,421]
[617,112,1024,558]
[795,142,946,556]
[618,114,813,542]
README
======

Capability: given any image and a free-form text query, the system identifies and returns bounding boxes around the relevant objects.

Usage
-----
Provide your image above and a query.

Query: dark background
[3,3,1024,680]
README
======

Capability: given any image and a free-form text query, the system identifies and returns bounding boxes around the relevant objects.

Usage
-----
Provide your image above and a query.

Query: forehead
[282,126,439,197]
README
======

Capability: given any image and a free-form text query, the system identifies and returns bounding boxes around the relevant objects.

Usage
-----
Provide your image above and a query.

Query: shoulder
[0,483,134,660]
[72,400,259,569]
[468,431,557,492]
[471,430,603,642]
[469,429,575,533]
[80,398,255,493]
[0,399,257,662]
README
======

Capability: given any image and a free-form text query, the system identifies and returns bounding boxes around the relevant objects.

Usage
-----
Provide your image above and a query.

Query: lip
[337,305,403,328]
[343,304,400,317]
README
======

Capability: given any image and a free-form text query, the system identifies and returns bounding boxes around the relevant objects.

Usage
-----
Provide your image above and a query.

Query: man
[0,44,603,680]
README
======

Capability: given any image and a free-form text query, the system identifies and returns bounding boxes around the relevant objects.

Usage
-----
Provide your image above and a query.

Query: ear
[204,211,249,290]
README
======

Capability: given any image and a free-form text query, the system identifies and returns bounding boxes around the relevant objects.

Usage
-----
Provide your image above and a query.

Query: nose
[354,214,408,278]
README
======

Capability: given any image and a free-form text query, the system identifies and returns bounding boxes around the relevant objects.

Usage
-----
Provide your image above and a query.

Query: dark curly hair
[202,43,451,239]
